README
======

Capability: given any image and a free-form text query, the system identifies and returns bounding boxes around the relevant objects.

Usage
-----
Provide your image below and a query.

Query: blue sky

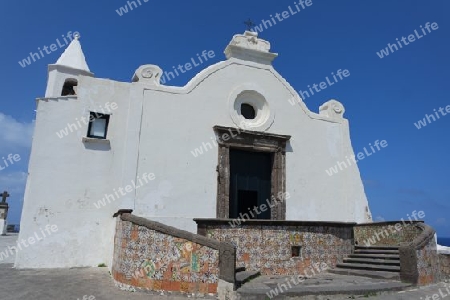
[0,1,448,236]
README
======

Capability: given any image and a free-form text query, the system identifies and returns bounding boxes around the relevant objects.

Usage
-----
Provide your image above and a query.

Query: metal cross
[1,191,9,203]
[244,18,256,31]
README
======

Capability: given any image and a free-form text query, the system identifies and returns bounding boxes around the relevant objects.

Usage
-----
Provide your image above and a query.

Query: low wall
[399,223,440,285]
[416,234,440,285]
[354,221,423,246]
[439,254,450,279]
[195,219,355,276]
[112,213,235,295]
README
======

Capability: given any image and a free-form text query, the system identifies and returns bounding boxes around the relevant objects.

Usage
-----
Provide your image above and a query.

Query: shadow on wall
[82,139,111,151]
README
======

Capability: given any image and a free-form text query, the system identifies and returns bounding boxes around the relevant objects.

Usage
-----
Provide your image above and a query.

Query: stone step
[355,245,399,251]
[235,270,261,289]
[329,268,401,280]
[344,257,400,265]
[336,262,400,272]
[349,253,400,260]
[237,273,410,299]
[354,249,399,255]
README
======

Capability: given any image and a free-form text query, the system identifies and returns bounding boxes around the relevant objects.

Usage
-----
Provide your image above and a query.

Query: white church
[16,31,372,268]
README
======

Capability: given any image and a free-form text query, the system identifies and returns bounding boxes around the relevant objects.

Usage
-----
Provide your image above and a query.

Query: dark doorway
[229,149,272,219]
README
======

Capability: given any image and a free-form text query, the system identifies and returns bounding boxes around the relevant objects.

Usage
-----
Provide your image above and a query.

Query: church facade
[16,31,371,268]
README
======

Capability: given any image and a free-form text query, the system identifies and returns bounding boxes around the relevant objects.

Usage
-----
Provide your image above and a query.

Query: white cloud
[375,215,385,222]
[0,112,34,152]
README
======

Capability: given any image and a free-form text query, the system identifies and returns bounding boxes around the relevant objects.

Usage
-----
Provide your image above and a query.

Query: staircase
[330,245,401,280]
[235,267,260,289]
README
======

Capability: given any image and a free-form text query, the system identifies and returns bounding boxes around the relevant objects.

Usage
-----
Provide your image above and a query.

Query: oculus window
[241,103,256,120]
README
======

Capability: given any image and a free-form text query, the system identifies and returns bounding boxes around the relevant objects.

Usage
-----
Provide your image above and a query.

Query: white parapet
[438,244,450,255]
[0,220,7,235]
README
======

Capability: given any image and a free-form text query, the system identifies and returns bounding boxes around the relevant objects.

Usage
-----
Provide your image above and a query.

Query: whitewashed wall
[16,36,371,269]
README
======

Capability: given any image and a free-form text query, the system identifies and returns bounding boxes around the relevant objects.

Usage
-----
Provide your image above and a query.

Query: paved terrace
[0,263,448,299]
[237,273,450,299]
[0,234,449,299]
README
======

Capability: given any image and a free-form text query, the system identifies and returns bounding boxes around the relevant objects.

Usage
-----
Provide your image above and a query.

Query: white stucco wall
[15,78,131,268]
[134,59,371,233]
[16,32,371,268]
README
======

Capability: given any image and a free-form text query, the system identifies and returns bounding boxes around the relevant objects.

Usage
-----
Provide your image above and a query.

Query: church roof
[55,34,91,72]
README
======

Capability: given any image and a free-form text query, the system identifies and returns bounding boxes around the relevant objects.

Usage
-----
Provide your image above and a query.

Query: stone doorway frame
[213,125,291,220]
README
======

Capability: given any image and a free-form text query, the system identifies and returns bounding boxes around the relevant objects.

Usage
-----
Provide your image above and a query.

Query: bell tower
[45,34,94,98]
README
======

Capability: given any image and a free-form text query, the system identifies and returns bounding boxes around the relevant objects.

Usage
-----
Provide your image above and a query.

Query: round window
[241,103,256,119]
[228,87,274,131]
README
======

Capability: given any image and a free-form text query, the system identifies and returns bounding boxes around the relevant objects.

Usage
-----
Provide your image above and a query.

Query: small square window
[291,246,302,258]
[87,112,110,139]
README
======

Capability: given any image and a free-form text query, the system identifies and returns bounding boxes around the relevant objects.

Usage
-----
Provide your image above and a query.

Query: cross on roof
[1,191,9,203]
[244,18,256,31]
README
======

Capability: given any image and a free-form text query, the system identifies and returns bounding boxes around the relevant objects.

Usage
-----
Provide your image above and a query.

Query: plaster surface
[0,234,18,264]
[0,220,6,236]
[17,31,371,268]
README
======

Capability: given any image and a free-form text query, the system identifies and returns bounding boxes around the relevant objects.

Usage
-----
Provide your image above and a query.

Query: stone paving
[0,235,449,299]
[0,263,216,300]
[0,262,449,300]
[370,282,450,300]
[238,273,450,299]
[0,262,449,299]
[237,273,409,299]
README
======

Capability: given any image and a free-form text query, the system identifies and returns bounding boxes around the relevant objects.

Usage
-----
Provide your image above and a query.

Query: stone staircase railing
[399,223,440,285]
[349,221,440,285]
